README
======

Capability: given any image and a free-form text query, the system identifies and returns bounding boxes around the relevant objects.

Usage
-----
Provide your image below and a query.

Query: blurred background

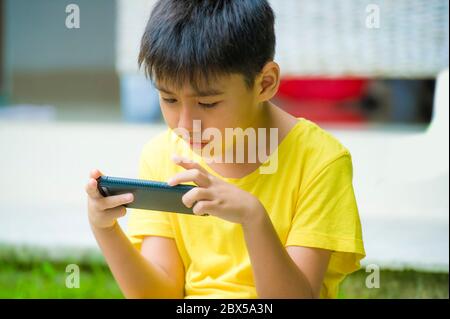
[0,0,448,298]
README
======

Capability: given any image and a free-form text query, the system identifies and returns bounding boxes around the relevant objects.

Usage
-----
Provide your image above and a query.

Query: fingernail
[126,194,134,201]
[167,178,174,186]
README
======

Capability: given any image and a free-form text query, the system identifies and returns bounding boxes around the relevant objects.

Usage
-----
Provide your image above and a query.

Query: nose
[177,104,194,133]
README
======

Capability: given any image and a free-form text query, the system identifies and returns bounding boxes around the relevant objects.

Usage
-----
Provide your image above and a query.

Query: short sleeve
[126,144,175,251]
[286,152,366,276]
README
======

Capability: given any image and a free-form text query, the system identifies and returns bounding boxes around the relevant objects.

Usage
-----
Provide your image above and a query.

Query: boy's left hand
[167,155,266,226]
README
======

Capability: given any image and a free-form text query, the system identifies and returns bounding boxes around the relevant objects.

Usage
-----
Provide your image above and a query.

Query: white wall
[116,0,157,75]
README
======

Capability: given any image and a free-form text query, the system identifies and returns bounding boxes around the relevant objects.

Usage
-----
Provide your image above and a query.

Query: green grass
[0,245,448,299]
[338,268,448,299]
[0,245,123,299]
[0,262,123,298]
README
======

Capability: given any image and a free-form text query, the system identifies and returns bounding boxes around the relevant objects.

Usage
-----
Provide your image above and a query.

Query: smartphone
[97,176,196,214]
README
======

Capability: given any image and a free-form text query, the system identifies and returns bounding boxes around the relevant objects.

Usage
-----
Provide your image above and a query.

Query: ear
[255,61,280,103]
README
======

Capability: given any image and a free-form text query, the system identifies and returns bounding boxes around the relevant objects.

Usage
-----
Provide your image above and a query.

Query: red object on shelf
[275,77,369,124]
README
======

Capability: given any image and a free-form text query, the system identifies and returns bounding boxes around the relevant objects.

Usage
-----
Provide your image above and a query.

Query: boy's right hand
[85,169,134,230]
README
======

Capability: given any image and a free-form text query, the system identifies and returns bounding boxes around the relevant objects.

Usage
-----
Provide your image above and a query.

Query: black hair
[138,0,275,90]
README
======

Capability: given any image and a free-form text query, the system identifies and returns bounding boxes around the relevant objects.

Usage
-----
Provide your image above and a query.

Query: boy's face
[155,73,263,148]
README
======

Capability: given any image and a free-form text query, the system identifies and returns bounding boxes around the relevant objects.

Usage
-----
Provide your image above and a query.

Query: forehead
[154,73,246,96]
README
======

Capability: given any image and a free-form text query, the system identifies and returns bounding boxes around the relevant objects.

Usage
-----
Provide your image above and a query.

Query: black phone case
[97,176,196,214]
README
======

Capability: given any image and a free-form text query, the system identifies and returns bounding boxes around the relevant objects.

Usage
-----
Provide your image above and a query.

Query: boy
[86,0,365,299]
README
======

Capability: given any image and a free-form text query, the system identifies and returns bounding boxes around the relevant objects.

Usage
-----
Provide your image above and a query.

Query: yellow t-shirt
[127,118,365,298]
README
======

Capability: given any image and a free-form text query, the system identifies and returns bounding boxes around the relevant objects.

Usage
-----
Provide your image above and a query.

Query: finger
[90,169,103,179]
[99,193,134,210]
[171,155,209,174]
[192,200,216,216]
[182,187,213,208]
[167,169,211,187]
[85,178,102,199]
[105,206,127,220]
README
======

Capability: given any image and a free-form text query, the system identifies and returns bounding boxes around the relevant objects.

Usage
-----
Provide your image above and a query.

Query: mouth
[188,140,210,148]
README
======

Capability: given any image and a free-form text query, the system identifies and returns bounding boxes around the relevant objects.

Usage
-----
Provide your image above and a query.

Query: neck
[250,101,272,131]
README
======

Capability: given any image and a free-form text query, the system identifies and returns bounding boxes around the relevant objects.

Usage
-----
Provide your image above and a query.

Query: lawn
[0,245,448,299]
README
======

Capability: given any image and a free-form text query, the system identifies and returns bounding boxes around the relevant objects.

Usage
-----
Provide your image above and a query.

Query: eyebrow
[155,85,224,97]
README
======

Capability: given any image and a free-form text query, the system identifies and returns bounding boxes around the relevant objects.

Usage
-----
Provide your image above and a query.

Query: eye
[199,102,219,108]
[162,98,177,104]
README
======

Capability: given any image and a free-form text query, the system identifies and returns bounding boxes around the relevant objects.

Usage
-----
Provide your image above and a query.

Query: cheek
[225,99,255,127]
[160,105,178,129]
[206,105,239,129]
